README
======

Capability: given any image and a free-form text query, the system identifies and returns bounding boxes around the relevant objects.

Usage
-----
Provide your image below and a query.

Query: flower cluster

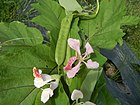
[64,38,99,78]
[32,38,99,104]
[33,67,60,103]
[71,89,96,105]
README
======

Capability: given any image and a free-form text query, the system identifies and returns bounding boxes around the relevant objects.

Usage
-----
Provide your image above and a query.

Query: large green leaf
[121,16,140,25]
[0,44,57,104]
[0,45,48,105]
[32,0,66,60]
[54,82,70,105]
[0,21,43,46]
[0,21,56,104]
[32,0,65,31]
[79,0,139,49]
[80,68,103,101]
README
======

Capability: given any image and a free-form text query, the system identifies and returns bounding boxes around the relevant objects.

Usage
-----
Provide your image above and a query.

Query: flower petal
[50,81,59,90]
[85,42,94,56]
[33,67,41,78]
[66,62,81,78]
[41,88,53,103]
[71,89,83,101]
[68,38,81,55]
[85,59,99,69]
[34,78,46,88]
[41,74,53,83]
[64,56,78,70]
[84,101,96,105]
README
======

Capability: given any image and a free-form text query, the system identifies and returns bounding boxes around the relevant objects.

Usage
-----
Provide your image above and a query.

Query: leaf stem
[49,65,58,74]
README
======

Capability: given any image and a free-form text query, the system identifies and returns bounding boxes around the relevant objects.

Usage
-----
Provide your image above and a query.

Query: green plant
[0,0,139,105]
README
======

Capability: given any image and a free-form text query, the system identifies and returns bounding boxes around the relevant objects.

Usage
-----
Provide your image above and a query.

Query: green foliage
[0,0,36,22]
[121,16,140,26]
[123,0,140,60]
[55,14,73,66]
[54,82,70,105]
[0,21,43,46]
[0,0,19,22]
[79,0,124,49]
[32,0,66,60]
[0,45,46,104]
[0,0,139,105]
[59,0,100,19]
[0,22,56,104]
[80,68,102,101]
[59,0,82,13]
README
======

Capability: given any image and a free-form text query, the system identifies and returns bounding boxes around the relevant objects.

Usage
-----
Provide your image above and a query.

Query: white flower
[71,89,83,101]
[41,88,53,103]
[33,67,53,88]
[33,67,60,103]
[84,101,96,105]
[71,89,96,105]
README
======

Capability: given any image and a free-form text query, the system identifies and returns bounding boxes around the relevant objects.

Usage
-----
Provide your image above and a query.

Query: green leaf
[32,0,66,60]
[92,50,107,67]
[19,88,40,105]
[67,66,89,93]
[80,68,103,101]
[0,23,56,104]
[121,16,140,26]
[69,17,81,40]
[54,82,70,105]
[0,45,49,104]
[32,0,65,31]
[58,0,82,13]
[0,21,43,46]
[79,0,131,49]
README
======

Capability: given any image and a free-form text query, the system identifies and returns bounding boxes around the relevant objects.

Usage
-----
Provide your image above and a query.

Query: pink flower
[64,38,99,78]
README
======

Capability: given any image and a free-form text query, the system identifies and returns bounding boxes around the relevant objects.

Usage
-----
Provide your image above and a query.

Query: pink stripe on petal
[64,56,78,70]
[33,67,41,78]
[68,38,81,55]
[85,59,99,69]
[67,62,81,78]
[85,42,94,56]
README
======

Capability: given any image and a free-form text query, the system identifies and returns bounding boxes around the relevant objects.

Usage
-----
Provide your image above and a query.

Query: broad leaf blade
[32,0,66,60]
[32,0,65,29]
[79,0,139,49]
[80,69,103,101]
[54,82,70,105]
[121,16,140,25]
[0,44,54,104]
[0,21,43,46]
